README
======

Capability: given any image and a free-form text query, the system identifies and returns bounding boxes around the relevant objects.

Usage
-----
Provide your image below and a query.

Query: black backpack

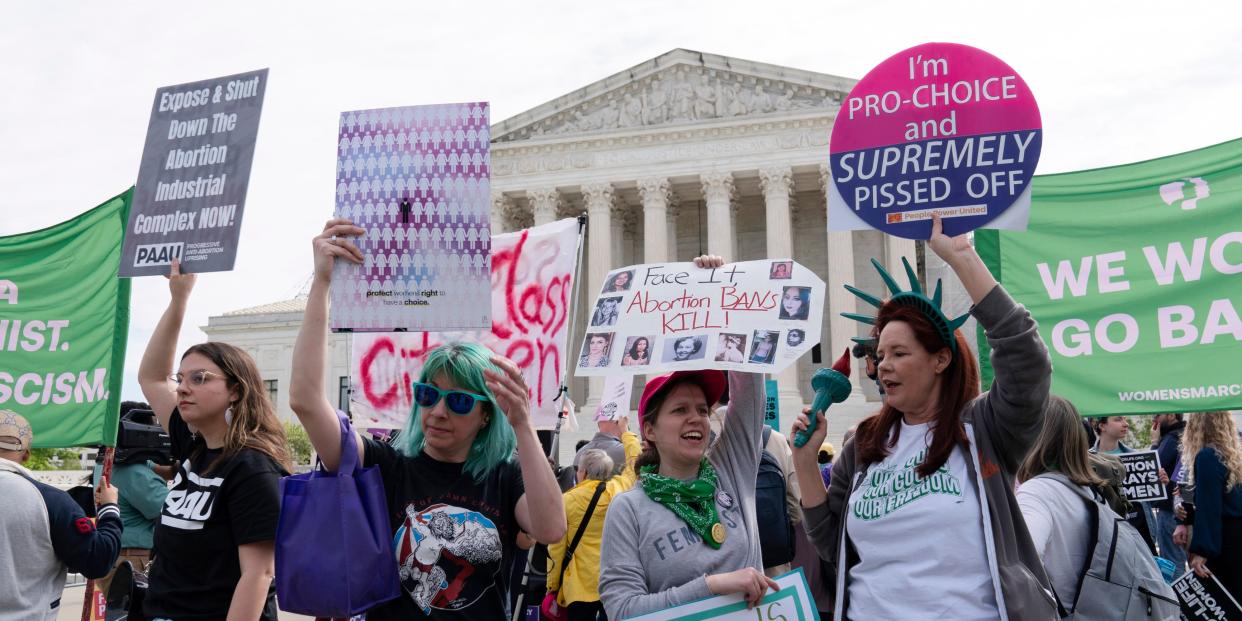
[755,426,795,568]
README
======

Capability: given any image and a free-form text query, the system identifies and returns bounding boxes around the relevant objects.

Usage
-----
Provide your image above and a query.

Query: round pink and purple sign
[828,42,1042,239]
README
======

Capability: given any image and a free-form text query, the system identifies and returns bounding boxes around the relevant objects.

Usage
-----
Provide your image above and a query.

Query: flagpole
[547,213,589,464]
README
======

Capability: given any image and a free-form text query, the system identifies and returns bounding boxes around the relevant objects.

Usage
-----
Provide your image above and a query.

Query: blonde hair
[1180,411,1242,491]
[1018,395,1106,486]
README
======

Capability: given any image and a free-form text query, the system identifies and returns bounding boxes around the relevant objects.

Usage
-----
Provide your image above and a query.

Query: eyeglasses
[170,370,225,386]
[412,382,489,415]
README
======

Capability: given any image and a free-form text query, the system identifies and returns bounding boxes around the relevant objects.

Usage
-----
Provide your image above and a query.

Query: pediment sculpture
[495,67,845,142]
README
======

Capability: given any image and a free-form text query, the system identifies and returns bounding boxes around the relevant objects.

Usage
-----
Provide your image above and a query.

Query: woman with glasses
[288,219,566,619]
[136,259,292,621]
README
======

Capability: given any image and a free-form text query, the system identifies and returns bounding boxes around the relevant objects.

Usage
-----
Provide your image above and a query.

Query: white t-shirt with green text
[846,420,1000,620]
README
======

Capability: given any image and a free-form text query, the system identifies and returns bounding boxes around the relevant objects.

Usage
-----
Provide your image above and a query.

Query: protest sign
[121,69,267,276]
[350,218,579,429]
[827,43,1041,239]
[574,259,823,376]
[331,103,492,332]
[626,569,816,621]
[594,375,633,421]
[1116,450,1168,503]
[976,138,1242,414]
[1174,571,1242,621]
[764,379,780,432]
[0,190,131,447]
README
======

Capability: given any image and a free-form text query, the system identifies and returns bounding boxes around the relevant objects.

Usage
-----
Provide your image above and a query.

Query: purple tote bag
[276,411,401,616]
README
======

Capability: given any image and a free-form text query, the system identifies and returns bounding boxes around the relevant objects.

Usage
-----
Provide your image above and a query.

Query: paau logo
[887,213,904,224]
[134,242,184,267]
[1159,177,1210,210]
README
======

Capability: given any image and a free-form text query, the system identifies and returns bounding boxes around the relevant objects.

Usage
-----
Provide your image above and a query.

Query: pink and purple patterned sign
[331,103,492,331]
[827,43,1042,239]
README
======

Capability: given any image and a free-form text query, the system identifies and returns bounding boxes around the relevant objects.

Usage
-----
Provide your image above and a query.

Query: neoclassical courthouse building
[204,49,970,455]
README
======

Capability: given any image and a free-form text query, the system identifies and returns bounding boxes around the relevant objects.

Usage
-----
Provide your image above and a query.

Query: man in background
[1150,413,1187,571]
[95,401,172,596]
[573,416,628,477]
[0,410,122,620]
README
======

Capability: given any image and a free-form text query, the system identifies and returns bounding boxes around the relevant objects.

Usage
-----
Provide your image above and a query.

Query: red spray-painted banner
[350,218,579,429]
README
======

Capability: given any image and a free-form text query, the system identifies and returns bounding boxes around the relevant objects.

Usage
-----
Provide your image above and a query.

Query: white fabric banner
[574,259,824,376]
[350,218,580,429]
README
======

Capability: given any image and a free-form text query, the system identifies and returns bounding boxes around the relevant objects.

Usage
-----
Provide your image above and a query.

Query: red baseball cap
[637,370,727,428]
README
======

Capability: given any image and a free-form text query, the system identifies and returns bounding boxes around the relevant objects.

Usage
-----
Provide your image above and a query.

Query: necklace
[640,459,726,549]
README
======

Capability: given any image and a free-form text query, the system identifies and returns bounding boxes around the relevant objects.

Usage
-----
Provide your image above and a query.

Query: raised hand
[312,218,365,283]
[484,355,532,431]
[927,213,974,266]
[166,258,197,303]
[693,254,726,269]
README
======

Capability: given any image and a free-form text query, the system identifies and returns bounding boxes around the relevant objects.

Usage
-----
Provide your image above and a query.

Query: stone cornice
[491,116,833,190]
[492,48,855,143]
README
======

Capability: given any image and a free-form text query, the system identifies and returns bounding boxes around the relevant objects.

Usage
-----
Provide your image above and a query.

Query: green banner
[977,139,1242,415]
[0,189,132,447]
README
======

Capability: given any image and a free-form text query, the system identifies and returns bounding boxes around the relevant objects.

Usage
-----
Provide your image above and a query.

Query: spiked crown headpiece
[843,257,970,354]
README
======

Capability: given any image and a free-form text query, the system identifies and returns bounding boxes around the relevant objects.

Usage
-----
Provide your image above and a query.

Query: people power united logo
[393,503,502,614]
[851,449,962,521]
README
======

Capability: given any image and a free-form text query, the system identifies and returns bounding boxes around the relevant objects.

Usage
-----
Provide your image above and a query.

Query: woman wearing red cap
[599,255,778,620]
[791,216,1058,621]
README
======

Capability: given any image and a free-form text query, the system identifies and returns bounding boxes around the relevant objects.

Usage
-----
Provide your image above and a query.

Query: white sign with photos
[574,259,824,376]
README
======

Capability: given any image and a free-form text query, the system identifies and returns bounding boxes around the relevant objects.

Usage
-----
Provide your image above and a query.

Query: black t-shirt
[144,408,285,621]
[363,438,525,620]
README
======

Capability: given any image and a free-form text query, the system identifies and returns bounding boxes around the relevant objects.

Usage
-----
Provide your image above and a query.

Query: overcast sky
[3,1,1240,401]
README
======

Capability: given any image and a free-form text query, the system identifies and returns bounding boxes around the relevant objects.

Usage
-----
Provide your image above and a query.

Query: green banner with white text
[977,139,1242,415]
[0,189,132,447]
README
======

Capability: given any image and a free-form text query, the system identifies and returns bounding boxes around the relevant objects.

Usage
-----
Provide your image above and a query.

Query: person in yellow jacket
[547,420,640,620]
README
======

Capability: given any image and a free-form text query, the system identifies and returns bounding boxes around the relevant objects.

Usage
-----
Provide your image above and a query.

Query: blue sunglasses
[412,382,490,415]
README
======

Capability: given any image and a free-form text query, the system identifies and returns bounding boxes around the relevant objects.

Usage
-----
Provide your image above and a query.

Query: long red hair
[854,304,979,477]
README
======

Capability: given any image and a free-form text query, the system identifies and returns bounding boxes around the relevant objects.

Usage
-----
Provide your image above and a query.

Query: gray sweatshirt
[599,371,765,619]
[803,285,1059,620]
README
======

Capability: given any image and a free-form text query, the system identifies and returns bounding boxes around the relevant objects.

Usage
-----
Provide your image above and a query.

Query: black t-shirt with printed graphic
[363,437,525,620]
[144,408,285,621]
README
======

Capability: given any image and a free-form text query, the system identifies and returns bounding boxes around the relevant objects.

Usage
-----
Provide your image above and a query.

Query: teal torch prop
[793,348,853,448]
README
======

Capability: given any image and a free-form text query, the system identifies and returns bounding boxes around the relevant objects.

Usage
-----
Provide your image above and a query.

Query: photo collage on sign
[578,261,816,370]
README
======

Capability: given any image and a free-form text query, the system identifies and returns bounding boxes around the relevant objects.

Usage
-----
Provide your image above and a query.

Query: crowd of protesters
[1,214,1240,620]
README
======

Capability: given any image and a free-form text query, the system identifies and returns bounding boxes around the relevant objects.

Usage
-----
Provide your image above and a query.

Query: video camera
[115,408,172,466]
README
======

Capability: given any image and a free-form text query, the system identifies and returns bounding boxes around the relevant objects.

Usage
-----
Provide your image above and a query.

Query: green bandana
[640,459,725,550]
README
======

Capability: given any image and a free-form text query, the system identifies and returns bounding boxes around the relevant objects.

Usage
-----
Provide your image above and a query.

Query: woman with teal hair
[289,219,566,619]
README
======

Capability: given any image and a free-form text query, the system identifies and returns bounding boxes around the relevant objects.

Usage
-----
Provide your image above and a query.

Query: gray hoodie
[599,371,764,619]
[803,285,1059,621]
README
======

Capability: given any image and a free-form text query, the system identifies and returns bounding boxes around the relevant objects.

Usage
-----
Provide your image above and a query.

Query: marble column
[582,182,617,411]
[760,166,804,425]
[666,196,681,261]
[490,191,512,234]
[638,178,672,263]
[701,172,735,259]
[527,187,561,227]
[820,165,865,399]
[885,235,918,284]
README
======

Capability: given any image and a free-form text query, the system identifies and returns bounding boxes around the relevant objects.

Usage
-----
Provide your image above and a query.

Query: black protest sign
[1174,571,1242,621]
[1117,450,1168,503]
[121,68,268,276]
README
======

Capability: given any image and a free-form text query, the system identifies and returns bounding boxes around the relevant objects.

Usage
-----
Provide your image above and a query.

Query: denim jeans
[1153,506,1188,571]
